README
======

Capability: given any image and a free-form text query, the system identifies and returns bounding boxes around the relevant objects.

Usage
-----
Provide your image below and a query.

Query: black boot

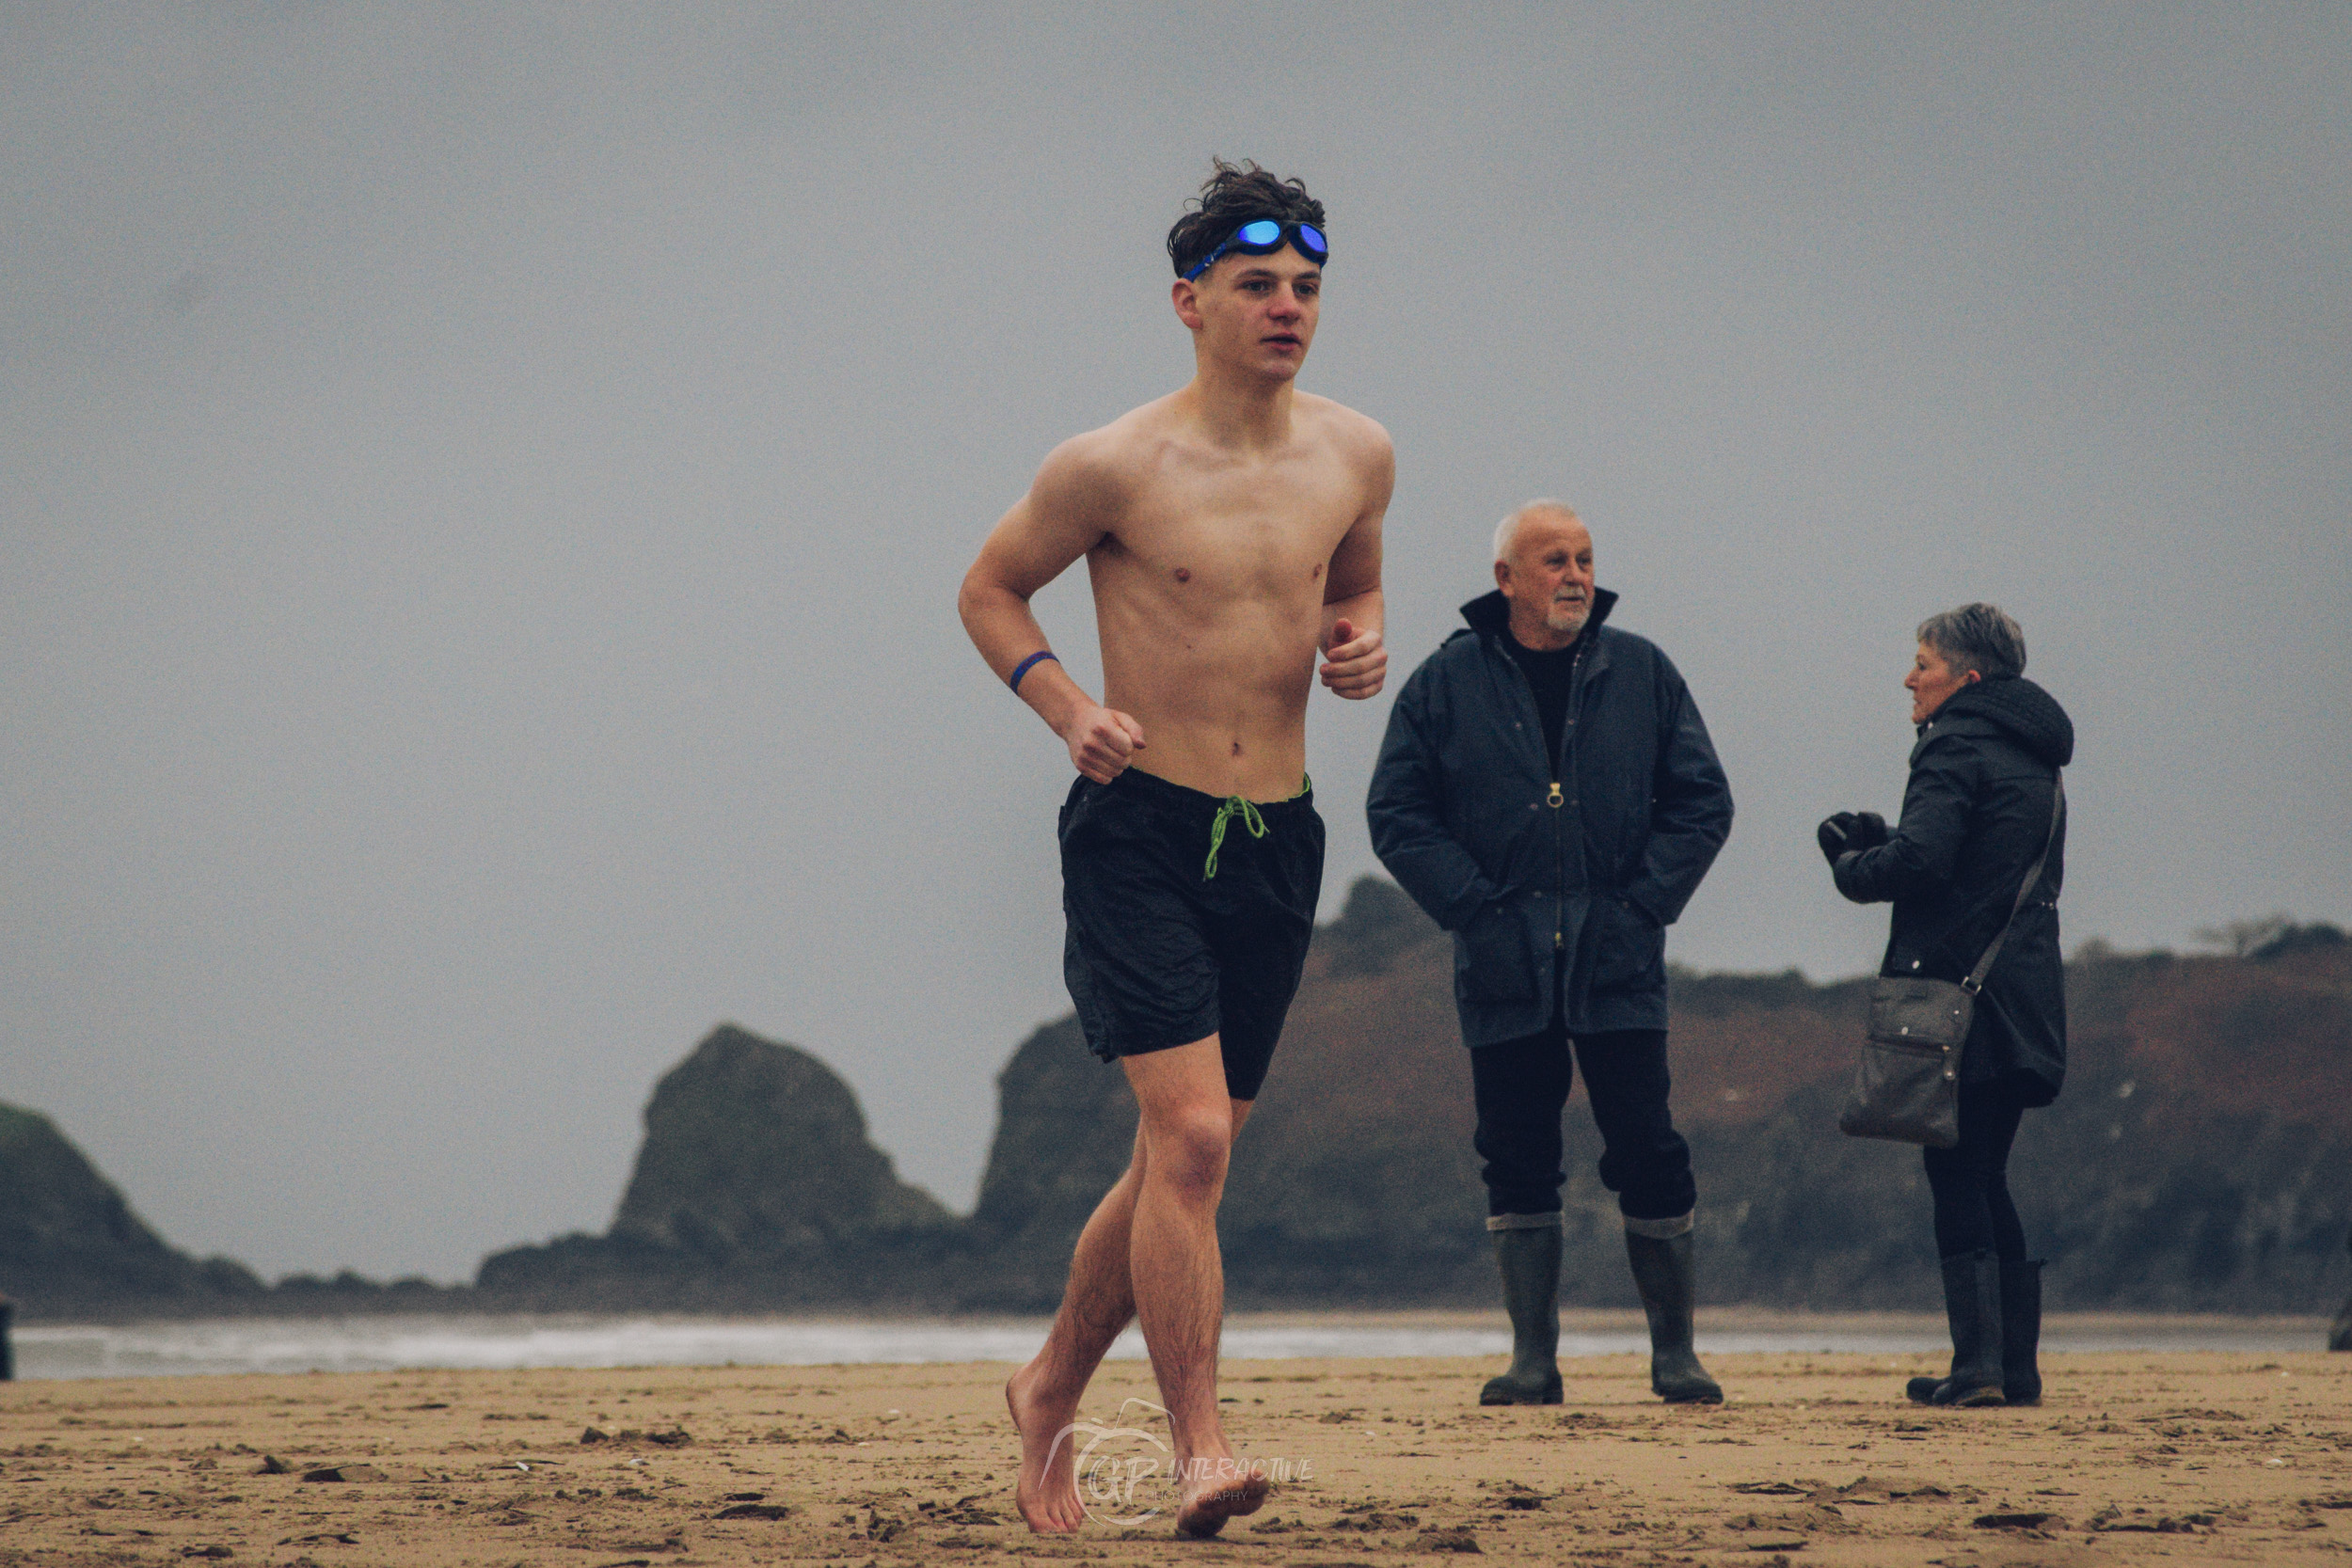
[2336,1228,2352,1353]
[2001,1259,2043,1405]
[1907,1250,2005,1407]
[1479,1223,1563,1405]
[1624,1228,1723,1404]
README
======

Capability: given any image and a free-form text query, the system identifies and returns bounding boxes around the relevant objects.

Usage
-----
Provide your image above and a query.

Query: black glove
[1847,811,1889,851]
[1816,813,1858,865]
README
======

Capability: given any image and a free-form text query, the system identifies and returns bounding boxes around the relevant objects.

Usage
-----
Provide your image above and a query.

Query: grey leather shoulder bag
[1838,772,2065,1148]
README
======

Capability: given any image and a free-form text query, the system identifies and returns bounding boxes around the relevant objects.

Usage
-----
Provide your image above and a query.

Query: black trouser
[1470,1021,1696,1223]
[1921,1080,2030,1259]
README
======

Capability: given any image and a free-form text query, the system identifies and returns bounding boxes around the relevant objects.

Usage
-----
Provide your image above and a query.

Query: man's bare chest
[1111,467,1358,598]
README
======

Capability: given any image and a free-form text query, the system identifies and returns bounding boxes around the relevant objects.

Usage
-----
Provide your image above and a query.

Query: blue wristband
[1009,650,1058,692]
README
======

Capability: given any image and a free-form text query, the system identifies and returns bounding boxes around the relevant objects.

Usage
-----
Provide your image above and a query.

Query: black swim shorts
[1058,767,1325,1101]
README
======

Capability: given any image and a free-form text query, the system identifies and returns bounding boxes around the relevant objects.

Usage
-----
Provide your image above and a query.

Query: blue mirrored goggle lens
[1234,219,1285,247]
[1295,224,1328,260]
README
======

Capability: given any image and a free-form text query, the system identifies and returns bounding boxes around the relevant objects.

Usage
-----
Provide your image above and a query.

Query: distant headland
[5,881,2348,1325]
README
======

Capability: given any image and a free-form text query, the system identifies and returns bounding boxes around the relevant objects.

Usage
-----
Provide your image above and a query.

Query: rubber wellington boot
[1478,1222,1563,1405]
[1624,1229,1723,1403]
[2000,1259,2044,1405]
[1906,1250,2006,1406]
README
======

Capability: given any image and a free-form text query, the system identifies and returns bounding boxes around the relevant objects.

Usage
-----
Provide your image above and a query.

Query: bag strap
[1963,770,2064,995]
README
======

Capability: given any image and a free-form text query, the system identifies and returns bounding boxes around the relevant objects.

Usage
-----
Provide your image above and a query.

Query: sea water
[10,1313,2327,1380]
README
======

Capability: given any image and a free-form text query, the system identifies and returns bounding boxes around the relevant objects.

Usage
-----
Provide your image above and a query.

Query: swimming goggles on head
[1180,218,1330,280]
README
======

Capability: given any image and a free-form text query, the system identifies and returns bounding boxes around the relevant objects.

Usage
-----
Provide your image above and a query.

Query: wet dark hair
[1167,159,1327,278]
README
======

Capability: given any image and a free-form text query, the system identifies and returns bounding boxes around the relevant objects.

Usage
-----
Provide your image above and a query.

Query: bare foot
[1173,1453,1270,1539]
[1006,1361,1088,1533]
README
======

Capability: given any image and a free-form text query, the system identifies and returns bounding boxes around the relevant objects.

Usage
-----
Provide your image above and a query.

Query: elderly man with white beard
[1368,500,1733,1407]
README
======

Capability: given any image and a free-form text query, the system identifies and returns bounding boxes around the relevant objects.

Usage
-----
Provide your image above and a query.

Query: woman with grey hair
[1818,604,2073,1407]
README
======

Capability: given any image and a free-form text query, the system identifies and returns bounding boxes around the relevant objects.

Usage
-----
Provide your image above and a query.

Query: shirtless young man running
[959,163,1391,1538]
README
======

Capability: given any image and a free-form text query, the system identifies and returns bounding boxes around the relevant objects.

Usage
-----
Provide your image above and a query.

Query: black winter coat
[1367,589,1733,1046]
[1834,675,2074,1105]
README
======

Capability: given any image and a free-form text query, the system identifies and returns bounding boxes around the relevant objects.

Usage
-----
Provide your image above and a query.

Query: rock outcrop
[959,1016,1139,1309]
[7,1026,961,1320]
[475,1025,955,1308]
[611,1025,951,1254]
[960,876,1485,1308]
[0,1103,264,1318]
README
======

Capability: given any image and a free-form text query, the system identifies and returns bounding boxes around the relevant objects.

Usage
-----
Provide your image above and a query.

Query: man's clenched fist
[1061,702,1148,784]
[1319,617,1387,700]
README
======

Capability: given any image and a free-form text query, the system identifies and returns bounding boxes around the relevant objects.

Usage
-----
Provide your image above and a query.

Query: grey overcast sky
[5,4,2346,1284]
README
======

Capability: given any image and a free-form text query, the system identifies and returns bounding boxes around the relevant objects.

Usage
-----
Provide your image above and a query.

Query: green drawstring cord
[1202,775,1311,879]
[1203,798,1266,879]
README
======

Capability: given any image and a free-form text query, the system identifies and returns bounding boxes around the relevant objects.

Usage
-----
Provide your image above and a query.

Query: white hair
[1492,498,1579,563]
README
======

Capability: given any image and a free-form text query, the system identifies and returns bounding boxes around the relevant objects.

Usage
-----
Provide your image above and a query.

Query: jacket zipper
[1499,633,1584,961]
[1551,639,1586,953]
[1549,779,1565,949]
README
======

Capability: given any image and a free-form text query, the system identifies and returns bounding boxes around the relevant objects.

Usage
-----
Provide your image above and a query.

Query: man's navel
[1231,739,1244,757]
[1174,566,1191,583]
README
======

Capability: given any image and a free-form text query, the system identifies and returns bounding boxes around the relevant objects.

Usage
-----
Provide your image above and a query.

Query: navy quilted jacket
[1367,589,1732,1046]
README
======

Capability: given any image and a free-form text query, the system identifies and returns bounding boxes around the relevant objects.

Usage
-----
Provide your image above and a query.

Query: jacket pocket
[1587,895,1664,994]
[1454,899,1537,1003]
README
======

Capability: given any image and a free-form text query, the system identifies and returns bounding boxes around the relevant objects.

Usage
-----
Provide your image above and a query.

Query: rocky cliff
[961,882,2352,1315]
[1655,942,2352,1311]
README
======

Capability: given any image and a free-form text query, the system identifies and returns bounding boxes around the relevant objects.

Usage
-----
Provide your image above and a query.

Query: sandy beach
[3,1334,2346,1567]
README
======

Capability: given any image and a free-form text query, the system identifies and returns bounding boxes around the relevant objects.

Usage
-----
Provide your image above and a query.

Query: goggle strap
[1182,221,1329,280]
